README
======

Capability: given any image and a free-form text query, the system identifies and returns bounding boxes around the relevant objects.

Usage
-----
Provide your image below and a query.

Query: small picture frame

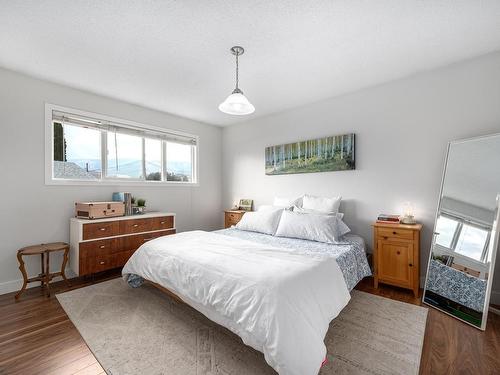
[238,199,253,211]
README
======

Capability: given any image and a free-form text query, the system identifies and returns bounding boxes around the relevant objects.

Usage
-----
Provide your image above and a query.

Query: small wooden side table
[372,222,422,297]
[15,242,70,300]
[224,210,246,228]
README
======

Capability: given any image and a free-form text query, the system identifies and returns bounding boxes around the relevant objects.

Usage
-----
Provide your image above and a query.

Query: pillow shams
[275,210,350,243]
[293,205,344,220]
[302,194,341,213]
[235,209,283,235]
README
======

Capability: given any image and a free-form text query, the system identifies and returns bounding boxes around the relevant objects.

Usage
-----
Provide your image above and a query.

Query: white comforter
[122,230,350,375]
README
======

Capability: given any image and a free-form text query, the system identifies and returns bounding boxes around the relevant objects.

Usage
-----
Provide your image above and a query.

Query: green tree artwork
[265,134,355,175]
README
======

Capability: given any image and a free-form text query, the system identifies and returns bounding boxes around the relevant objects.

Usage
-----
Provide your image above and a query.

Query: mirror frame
[422,133,500,331]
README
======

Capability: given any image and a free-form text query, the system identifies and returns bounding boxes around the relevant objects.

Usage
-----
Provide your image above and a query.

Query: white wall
[222,52,500,302]
[0,68,222,294]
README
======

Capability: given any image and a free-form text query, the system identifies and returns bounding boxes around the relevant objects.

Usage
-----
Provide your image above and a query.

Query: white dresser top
[70,211,175,224]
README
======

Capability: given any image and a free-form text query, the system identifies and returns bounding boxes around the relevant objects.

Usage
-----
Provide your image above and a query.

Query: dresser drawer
[151,216,174,231]
[118,230,176,253]
[82,221,120,240]
[377,227,413,241]
[79,238,119,257]
[119,218,153,234]
[82,250,134,274]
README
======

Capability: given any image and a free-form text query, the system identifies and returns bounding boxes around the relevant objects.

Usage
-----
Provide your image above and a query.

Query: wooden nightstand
[372,222,422,297]
[224,210,246,228]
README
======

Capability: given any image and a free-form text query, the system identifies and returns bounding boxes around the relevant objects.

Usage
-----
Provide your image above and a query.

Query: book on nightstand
[376,214,400,224]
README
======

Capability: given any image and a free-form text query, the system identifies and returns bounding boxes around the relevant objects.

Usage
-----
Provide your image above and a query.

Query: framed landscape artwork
[265,133,355,175]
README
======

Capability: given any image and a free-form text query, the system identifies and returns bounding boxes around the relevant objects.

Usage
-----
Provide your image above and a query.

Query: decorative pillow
[302,194,342,214]
[275,210,350,243]
[273,196,303,208]
[293,205,344,220]
[235,209,283,235]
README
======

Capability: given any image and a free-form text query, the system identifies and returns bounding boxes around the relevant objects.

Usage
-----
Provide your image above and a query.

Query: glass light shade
[218,92,255,115]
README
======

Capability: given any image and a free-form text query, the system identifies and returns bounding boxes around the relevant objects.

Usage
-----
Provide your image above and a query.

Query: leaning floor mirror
[423,133,500,330]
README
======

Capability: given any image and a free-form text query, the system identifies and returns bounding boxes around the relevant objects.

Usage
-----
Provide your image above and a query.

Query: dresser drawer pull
[160,221,166,224]
[143,238,154,242]
[133,224,139,228]
[397,251,400,255]
[409,263,413,267]
[383,236,388,240]
[99,228,106,231]
[99,261,105,265]
[99,245,105,249]
[392,231,397,235]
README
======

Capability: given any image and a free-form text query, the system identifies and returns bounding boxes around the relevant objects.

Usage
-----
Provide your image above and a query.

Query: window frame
[435,212,491,263]
[45,103,199,186]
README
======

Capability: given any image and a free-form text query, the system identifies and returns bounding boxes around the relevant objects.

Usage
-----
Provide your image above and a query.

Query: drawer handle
[143,238,153,242]
[99,228,106,231]
[383,236,388,240]
[99,261,105,265]
[160,221,166,224]
[397,251,401,255]
[409,263,413,267]
[392,231,397,235]
[99,245,105,249]
[133,224,139,227]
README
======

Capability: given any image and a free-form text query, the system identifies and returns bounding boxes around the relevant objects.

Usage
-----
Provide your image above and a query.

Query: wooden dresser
[224,210,246,228]
[373,222,422,297]
[70,212,175,276]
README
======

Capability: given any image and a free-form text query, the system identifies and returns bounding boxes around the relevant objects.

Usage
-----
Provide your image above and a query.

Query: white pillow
[302,194,342,214]
[257,205,283,212]
[275,210,350,243]
[273,196,303,208]
[293,205,344,220]
[235,209,283,235]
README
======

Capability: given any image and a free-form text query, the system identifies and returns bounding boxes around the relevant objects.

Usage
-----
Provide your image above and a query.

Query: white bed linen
[122,230,350,375]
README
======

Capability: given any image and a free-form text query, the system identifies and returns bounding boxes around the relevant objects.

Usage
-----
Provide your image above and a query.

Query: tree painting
[265,134,355,175]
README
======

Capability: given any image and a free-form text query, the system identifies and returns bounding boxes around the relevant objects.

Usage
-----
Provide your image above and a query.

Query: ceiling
[1,1,500,126]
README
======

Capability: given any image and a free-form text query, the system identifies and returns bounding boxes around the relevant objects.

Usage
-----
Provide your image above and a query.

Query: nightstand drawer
[227,213,241,221]
[224,211,245,228]
[377,227,413,241]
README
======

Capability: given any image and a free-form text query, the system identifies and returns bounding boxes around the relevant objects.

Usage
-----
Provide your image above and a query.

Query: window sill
[45,178,199,187]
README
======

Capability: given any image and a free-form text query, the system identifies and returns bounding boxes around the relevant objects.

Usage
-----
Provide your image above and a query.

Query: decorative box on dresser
[372,222,422,297]
[224,210,246,228]
[70,212,175,276]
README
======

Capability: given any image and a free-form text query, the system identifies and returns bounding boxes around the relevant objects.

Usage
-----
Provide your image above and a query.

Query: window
[435,216,459,249]
[435,213,490,262]
[455,224,489,261]
[46,104,198,185]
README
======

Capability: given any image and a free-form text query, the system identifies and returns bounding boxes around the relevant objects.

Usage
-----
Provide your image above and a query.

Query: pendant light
[219,46,255,115]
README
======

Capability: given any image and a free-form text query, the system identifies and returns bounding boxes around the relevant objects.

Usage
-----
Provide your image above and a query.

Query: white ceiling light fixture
[219,46,255,116]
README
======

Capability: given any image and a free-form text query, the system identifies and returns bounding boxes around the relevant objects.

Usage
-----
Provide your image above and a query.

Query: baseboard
[0,268,77,296]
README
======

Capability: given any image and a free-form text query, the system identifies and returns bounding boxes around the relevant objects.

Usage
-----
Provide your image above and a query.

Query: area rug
[57,279,427,375]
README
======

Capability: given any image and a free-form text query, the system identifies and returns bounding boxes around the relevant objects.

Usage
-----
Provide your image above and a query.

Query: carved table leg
[61,247,70,286]
[45,251,50,297]
[40,253,45,290]
[15,252,28,300]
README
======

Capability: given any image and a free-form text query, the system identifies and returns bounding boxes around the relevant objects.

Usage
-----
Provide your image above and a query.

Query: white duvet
[122,230,350,375]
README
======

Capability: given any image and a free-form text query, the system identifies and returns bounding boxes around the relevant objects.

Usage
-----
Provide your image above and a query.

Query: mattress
[214,227,371,291]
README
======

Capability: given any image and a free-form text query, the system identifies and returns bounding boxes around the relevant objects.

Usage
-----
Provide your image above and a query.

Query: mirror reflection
[423,134,500,329]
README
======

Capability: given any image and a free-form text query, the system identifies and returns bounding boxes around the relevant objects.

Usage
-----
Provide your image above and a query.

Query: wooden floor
[1,273,499,375]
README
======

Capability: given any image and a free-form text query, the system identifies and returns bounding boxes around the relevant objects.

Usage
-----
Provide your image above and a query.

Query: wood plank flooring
[0,272,498,374]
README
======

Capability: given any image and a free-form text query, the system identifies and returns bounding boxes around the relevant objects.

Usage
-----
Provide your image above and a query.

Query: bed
[122,227,371,375]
